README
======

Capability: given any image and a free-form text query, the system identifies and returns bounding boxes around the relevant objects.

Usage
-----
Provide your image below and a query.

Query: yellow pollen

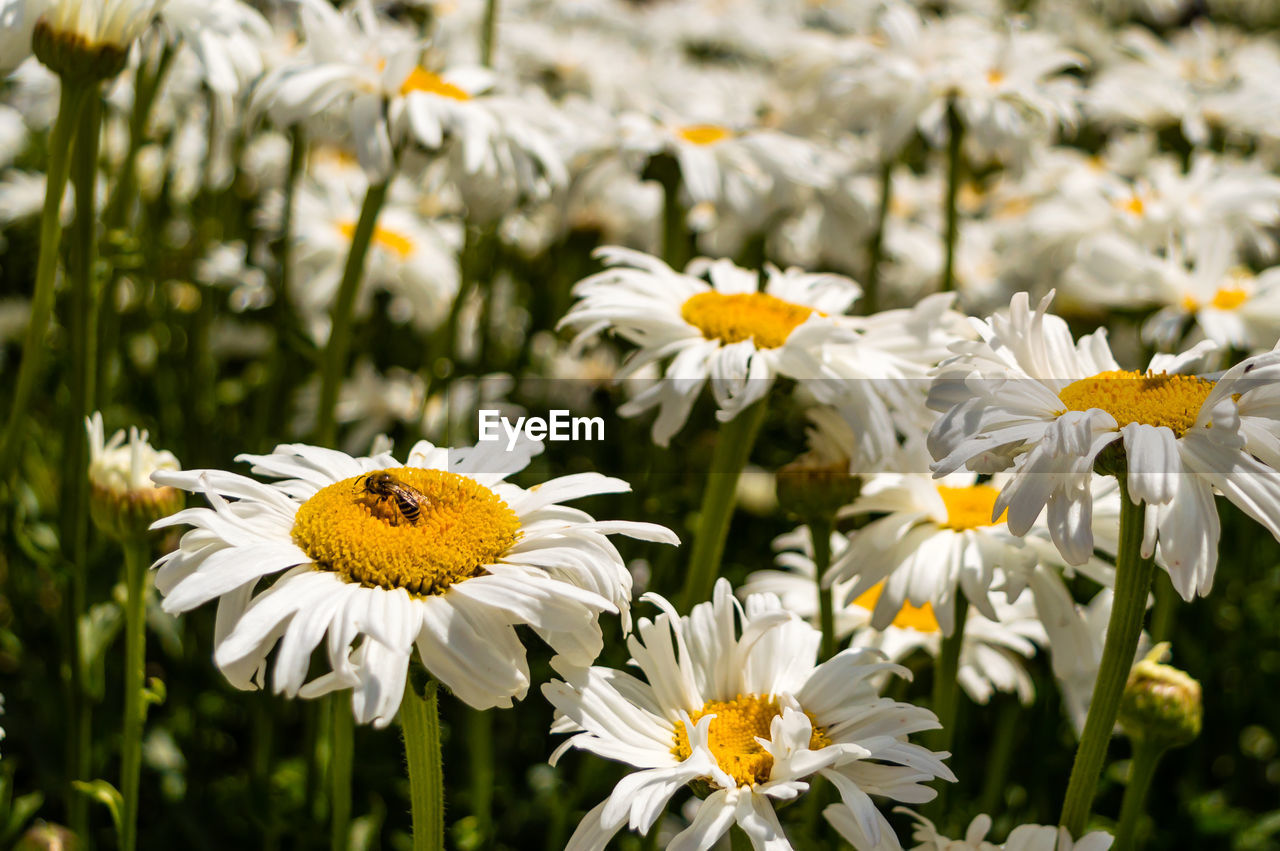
[1210,287,1248,311]
[850,583,940,633]
[986,68,1006,85]
[680,291,814,349]
[399,67,471,101]
[936,484,1005,531]
[337,221,415,259]
[671,694,830,787]
[1057,370,1215,437]
[1120,195,1146,217]
[676,124,733,146]
[292,468,521,595]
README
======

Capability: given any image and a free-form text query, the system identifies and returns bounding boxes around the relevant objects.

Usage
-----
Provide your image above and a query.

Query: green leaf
[73,779,123,841]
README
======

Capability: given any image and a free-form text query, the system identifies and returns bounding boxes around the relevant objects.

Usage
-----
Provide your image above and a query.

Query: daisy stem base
[316,178,392,446]
[402,676,444,851]
[1114,738,1165,850]
[330,699,353,851]
[1059,479,1156,837]
[863,159,892,315]
[0,80,91,479]
[924,595,968,824]
[121,536,151,851]
[679,399,769,612]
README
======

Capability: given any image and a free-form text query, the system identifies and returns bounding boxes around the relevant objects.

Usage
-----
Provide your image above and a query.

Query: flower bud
[775,454,861,524]
[15,822,78,851]
[86,413,183,542]
[1118,642,1202,749]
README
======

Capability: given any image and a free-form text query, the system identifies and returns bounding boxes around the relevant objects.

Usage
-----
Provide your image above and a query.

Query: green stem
[104,43,173,230]
[863,160,892,315]
[644,153,689,272]
[253,125,307,450]
[120,536,151,851]
[480,0,499,67]
[931,595,969,753]
[1060,478,1156,836]
[60,88,103,841]
[810,519,837,661]
[978,698,1021,816]
[315,179,391,446]
[1115,739,1165,850]
[924,596,968,826]
[401,677,444,851]
[467,708,493,844]
[678,399,770,612]
[0,81,90,479]
[330,697,353,851]
[940,99,962,295]
[1150,570,1178,644]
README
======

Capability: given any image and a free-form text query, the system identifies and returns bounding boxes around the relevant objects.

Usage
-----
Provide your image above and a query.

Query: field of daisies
[5,0,1280,848]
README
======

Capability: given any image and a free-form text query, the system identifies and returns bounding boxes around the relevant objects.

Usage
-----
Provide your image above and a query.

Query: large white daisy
[837,809,1113,851]
[928,291,1280,600]
[543,579,954,851]
[558,246,861,446]
[150,439,678,726]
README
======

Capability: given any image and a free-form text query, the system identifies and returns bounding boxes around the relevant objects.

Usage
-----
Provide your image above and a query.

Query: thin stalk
[1059,477,1156,836]
[678,399,770,612]
[61,91,104,840]
[480,0,499,67]
[863,160,892,315]
[978,697,1022,816]
[120,536,151,851]
[940,99,962,295]
[104,42,174,230]
[467,708,493,845]
[810,519,837,661]
[931,595,969,754]
[315,179,391,446]
[401,677,444,851]
[923,595,968,826]
[330,698,354,851]
[0,81,90,479]
[643,153,689,272]
[1150,570,1178,644]
[1114,739,1166,850]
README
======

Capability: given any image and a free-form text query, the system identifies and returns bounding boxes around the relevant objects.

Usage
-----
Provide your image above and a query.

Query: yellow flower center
[337,221,415,260]
[850,583,939,633]
[986,68,1006,85]
[1119,195,1145,217]
[680,291,814,349]
[676,124,733,146]
[671,694,830,787]
[936,484,1005,531]
[1057,370,1214,437]
[399,67,471,101]
[292,468,521,595]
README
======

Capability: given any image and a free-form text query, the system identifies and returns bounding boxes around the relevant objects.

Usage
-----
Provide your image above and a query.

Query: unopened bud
[775,454,861,524]
[1119,642,1202,749]
[15,822,78,851]
[86,413,183,541]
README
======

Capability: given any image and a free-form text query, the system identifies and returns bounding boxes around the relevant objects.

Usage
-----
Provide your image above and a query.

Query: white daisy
[543,579,955,851]
[847,809,1113,851]
[928,290,1280,600]
[558,246,861,446]
[745,527,1050,706]
[150,439,678,726]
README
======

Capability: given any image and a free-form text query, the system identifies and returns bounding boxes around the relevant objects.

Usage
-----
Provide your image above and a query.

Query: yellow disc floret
[681,291,814,349]
[399,67,471,101]
[1057,370,1214,437]
[850,583,940,633]
[292,468,521,595]
[936,484,1005,531]
[338,221,415,259]
[671,694,830,787]
[676,124,733,146]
